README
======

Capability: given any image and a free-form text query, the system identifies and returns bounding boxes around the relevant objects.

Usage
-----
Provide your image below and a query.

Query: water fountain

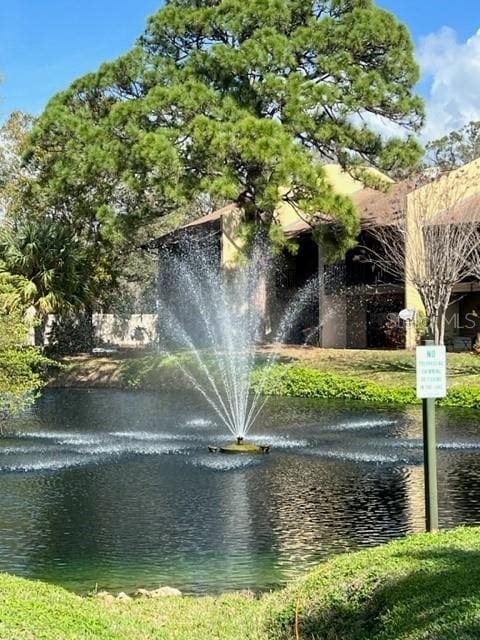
[157,236,318,453]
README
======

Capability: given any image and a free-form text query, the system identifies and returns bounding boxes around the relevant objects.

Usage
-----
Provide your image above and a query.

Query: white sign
[416,345,447,399]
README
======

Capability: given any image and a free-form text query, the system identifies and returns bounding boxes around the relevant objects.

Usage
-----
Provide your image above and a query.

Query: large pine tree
[28,0,424,258]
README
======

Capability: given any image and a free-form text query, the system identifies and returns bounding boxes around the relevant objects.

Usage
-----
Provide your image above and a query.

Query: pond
[1,388,480,594]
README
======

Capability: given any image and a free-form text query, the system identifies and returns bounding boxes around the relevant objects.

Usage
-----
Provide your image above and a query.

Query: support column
[318,245,325,347]
[405,282,425,349]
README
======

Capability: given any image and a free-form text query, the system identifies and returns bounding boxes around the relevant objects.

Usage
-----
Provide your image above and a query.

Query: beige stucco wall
[275,164,393,229]
[35,313,159,349]
[404,284,424,348]
[409,159,480,214]
[93,314,158,348]
[221,164,392,264]
[221,208,244,269]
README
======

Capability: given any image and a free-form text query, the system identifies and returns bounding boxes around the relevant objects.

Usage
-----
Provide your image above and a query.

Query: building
[154,160,480,351]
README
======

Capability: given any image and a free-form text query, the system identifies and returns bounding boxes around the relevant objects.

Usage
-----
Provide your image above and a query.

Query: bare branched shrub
[368,166,480,345]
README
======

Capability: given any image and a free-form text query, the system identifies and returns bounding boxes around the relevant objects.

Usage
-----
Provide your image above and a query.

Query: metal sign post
[416,340,447,533]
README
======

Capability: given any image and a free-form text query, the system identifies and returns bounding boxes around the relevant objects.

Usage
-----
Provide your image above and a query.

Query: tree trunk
[433,319,440,345]
[438,310,446,346]
[439,292,452,347]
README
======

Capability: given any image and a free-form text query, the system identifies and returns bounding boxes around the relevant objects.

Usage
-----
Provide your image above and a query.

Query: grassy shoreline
[16,349,480,637]
[2,527,480,639]
[50,348,480,409]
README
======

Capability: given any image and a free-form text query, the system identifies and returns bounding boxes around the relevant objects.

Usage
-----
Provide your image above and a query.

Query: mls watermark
[385,311,480,332]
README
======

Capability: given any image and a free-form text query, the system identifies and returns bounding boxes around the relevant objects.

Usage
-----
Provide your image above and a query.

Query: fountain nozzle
[208,436,270,454]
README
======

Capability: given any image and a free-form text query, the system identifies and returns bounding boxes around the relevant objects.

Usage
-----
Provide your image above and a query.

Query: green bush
[439,386,480,410]
[119,358,480,410]
[251,365,418,406]
[0,347,59,426]
[252,365,480,409]
[0,290,60,427]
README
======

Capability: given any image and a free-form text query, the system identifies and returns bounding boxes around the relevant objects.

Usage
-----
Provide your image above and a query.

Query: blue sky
[379,1,478,87]
[0,0,160,118]
[379,0,477,43]
[1,1,479,137]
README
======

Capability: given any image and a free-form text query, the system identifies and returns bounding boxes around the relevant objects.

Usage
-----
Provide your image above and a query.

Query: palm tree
[0,219,96,344]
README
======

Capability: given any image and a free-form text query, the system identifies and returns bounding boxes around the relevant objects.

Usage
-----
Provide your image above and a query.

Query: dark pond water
[1,389,480,594]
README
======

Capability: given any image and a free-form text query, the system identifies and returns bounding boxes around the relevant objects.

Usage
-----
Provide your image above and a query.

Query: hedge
[251,365,480,409]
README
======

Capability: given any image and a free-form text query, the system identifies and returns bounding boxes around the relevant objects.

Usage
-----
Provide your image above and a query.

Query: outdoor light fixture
[399,309,417,322]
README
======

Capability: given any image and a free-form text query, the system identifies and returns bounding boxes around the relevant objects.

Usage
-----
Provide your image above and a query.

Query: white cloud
[418,26,480,140]
[355,110,409,140]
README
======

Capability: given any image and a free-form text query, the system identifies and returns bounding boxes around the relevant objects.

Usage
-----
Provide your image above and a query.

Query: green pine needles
[27,0,424,258]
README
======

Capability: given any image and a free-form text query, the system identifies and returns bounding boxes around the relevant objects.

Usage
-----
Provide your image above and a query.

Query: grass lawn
[2,527,480,639]
[266,526,480,640]
[53,347,480,390]
[0,577,261,640]
[49,347,480,408]
[258,346,480,389]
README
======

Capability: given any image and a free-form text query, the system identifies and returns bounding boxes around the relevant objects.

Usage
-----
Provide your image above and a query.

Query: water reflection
[0,390,479,593]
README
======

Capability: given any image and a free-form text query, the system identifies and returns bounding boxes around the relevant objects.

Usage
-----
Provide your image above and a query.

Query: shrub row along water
[116,357,480,409]
[251,365,480,409]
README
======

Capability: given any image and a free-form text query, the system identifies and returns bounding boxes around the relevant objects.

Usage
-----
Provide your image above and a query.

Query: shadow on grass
[295,547,480,640]
[253,354,296,367]
[361,360,416,373]
[361,547,480,640]
[116,351,296,390]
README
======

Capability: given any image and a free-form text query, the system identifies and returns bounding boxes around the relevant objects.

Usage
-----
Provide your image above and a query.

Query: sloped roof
[283,218,311,237]
[351,181,417,228]
[157,174,480,243]
[353,174,480,229]
[177,184,416,237]
[181,203,238,229]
